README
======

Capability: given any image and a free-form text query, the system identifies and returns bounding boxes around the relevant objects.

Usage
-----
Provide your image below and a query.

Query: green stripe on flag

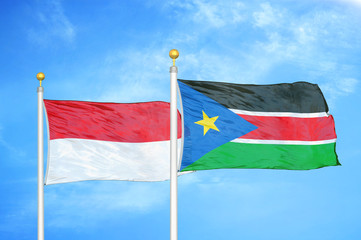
[181,142,340,171]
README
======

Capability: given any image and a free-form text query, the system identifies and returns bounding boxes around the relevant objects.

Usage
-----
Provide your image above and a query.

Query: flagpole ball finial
[169,49,179,66]
[36,72,45,87]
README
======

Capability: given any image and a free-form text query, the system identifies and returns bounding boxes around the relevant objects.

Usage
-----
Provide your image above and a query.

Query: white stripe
[231,138,337,145]
[230,109,329,118]
[45,138,186,185]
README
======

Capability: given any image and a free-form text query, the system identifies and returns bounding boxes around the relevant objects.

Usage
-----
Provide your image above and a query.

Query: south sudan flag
[178,79,339,172]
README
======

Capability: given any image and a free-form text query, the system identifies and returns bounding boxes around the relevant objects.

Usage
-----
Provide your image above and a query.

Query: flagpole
[169,49,179,240]
[37,72,45,240]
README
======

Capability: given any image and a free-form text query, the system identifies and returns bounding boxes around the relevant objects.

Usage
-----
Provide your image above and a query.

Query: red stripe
[238,114,336,141]
[44,100,182,142]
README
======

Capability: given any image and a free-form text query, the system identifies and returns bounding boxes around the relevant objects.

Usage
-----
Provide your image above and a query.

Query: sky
[1,0,361,239]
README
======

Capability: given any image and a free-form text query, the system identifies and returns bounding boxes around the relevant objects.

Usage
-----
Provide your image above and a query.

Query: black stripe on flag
[178,79,329,113]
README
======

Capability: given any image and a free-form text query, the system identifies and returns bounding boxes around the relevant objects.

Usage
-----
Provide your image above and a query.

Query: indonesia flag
[44,100,182,185]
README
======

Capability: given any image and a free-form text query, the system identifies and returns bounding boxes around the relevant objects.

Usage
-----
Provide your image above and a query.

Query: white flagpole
[37,72,45,240]
[169,49,179,240]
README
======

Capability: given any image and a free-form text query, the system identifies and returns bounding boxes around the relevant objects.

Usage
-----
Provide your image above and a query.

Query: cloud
[94,47,171,103]
[0,126,26,158]
[333,0,361,7]
[179,171,300,226]
[27,0,75,45]
[0,181,37,237]
[164,0,246,28]
[0,179,170,233]
[338,78,358,93]
[44,181,169,228]
[0,208,35,239]
[320,78,359,108]
[246,2,361,96]
[161,1,360,89]
[253,2,283,28]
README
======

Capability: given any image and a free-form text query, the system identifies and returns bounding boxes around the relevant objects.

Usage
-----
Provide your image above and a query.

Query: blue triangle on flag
[178,81,258,171]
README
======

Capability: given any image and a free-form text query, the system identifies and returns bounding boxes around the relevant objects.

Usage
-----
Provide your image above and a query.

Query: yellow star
[195,110,220,135]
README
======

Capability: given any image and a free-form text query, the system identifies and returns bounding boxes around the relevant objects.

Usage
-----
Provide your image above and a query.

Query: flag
[177,79,339,172]
[44,100,182,185]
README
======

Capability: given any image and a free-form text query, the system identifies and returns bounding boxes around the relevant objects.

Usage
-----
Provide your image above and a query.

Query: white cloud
[0,126,26,158]
[324,77,359,95]
[27,0,75,45]
[333,0,361,7]
[165,0,246,28]
[338,78,358,93]
[294,26,316,45]
[45,181,169,228]
[179,171,300,225]
[166,1,360,92]
[320,77,359,108]
[246,3,361,92]
[253,2,283,28]
[192,0,245,27]
[0,179,169,231]
[94,47,171,103]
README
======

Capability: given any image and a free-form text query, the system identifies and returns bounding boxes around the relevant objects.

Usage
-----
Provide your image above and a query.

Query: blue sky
[1,0,361,239]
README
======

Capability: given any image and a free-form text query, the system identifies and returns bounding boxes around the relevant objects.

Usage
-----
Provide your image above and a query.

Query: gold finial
[169,49,179,66]
[36,72,45,87]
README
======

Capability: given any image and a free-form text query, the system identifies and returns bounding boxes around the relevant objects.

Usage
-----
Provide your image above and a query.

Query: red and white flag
[44,100,182,185]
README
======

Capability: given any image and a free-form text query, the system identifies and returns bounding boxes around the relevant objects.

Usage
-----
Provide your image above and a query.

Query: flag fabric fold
[44,100,182,185]
[177,79,339,172]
